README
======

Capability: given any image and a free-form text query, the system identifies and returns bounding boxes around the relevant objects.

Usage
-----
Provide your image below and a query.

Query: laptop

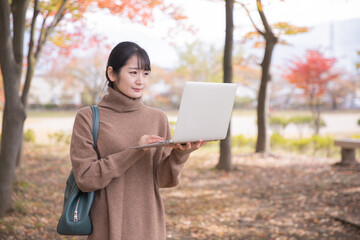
[131,82,237,149]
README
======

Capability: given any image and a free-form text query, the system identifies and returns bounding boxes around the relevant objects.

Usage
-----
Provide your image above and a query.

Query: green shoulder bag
[57,105,99,235]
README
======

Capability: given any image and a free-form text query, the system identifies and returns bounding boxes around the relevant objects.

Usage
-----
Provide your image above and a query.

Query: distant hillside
[272,18,360,74]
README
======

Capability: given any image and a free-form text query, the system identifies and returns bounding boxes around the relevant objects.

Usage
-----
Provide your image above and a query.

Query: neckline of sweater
[98,87,144,113]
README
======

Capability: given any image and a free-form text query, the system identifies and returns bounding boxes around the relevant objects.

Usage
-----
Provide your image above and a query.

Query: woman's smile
[132,87,142,92]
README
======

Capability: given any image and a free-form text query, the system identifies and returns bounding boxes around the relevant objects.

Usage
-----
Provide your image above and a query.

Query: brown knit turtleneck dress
[70,87,195,240]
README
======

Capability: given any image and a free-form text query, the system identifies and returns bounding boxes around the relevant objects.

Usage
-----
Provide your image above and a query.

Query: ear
[107,66,116,82]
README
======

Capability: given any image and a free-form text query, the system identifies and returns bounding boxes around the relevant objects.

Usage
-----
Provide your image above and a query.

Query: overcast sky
[86,0,360,68]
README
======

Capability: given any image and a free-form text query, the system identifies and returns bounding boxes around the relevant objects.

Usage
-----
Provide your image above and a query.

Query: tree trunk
[330,94,338,110]
[254,0,278,153]
[314,103,321,135]
[218,124,232,171]
[309,96,321,135]
[0,103,26,215]
[0,0,28,216]
[16,136,24,167]
[217,0,233,171]
[255,38,277,153]
[16,54,35,167]
[0,65,26,215]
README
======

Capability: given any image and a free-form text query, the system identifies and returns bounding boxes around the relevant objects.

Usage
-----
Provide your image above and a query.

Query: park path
[18,111,360,144]
[231,113,360,138]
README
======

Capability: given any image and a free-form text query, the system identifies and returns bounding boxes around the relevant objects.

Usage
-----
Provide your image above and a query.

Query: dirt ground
[1,144,360,240]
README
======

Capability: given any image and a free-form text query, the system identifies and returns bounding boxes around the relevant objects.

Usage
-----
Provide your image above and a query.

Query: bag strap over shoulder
[90,105,99,150]
[57,106,98,236]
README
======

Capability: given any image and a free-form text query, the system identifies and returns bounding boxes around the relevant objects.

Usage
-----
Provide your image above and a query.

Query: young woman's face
[108,55,150,98]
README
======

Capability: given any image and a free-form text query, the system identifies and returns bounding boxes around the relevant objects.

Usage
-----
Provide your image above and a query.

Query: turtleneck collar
[98,87,144,113]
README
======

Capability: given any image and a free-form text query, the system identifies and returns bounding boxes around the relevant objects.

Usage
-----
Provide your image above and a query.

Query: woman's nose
[136,74,144,85]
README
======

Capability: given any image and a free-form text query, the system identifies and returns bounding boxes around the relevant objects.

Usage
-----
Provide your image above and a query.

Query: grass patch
[14,180,30,189]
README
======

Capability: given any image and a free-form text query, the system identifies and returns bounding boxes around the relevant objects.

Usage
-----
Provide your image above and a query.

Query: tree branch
[22,0,67,105]
[35,11,50,54]
[28,0,40,65]
[256,0,272,36]
[11,0,29,65]
[34,0,68,59]
[235,0,264,36]
[21,0,39,106]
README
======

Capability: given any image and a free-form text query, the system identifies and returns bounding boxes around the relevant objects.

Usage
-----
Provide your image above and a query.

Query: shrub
[289,115,326,137]
[210,133,337,158]
[48,131,71,145]
[311,118,326,128]
[44,103,58,110]
[232,134,255,148]
[234,97,254,109]
[269,116,290,135]
[24,129,36,143]
[290,138,312,153]
[311,135,333,149]
[310,135,334,157]
[289,116,312,138]
[289,115,313,125]
[270,133,288,149]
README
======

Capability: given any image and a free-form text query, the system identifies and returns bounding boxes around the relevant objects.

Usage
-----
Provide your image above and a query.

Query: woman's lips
[132,88,142,92]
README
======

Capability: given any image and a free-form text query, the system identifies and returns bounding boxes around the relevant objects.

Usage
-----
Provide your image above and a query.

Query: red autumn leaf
[282,50,338,98]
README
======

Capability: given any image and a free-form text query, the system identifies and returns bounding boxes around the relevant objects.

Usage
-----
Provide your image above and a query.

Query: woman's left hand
[167,140,206,151]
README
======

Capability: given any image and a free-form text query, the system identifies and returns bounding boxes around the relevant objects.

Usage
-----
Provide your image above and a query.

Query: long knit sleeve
[155,116,196,188]
[70,108,145,192]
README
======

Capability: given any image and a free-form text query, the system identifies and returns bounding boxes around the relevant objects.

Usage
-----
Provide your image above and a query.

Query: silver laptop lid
[173,82,237,143]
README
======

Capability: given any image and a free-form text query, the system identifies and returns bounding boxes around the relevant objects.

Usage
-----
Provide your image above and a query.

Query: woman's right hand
[138,135,165,151]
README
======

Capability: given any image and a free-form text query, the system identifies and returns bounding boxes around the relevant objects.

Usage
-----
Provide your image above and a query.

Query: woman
[70,41,205,239]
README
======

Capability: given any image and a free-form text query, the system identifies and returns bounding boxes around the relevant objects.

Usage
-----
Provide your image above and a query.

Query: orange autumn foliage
[32,0,187,58]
